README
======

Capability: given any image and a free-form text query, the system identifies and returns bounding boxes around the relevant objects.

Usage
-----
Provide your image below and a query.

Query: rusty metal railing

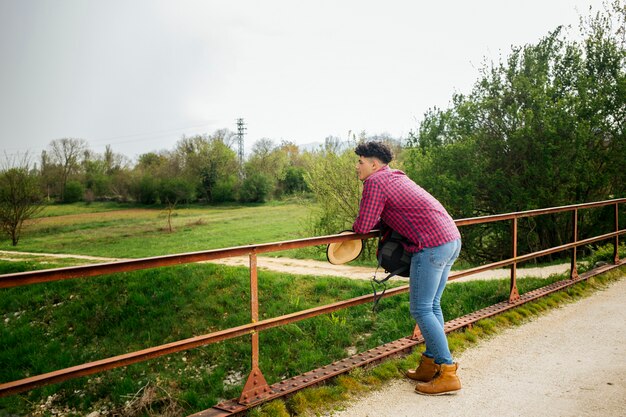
[0,198,624,408]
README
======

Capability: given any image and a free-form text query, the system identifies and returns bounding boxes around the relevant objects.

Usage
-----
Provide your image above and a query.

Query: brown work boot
[414,363,461,395]
[406,355,437,382]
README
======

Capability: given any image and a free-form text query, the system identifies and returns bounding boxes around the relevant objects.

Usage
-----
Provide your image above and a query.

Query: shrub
[63,180,84,203]
[239,174,271,203]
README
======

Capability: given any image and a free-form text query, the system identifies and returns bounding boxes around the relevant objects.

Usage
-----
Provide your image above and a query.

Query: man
[352,141,462,395]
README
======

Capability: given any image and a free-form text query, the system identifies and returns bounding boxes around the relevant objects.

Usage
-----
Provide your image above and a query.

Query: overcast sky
[0,0,606,160]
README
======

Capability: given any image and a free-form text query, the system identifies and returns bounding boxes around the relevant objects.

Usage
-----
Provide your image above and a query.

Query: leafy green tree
[0,166,43,246]
[239,173,272,203]
[282,166,309,194]
[405,2,626,261]
[175,133,239,202]
[47,138,88,201]
[244,138,289,198]
[63,180,85,203]
[83,159,110,199]
[303,144,362,236]
[135,175,160,205]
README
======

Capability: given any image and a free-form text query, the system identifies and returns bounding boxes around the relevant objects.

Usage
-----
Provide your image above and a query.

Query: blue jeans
[409,239,461,365]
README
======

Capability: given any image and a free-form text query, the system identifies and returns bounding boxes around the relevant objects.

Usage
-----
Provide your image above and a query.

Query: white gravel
[326,277,626,417]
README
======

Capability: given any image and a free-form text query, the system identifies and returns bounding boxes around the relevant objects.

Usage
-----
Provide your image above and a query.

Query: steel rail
[0,282,406,397]
[449,229,626,280]
[0,232,379,289]
[198,259,626,416]
[3,197,624,289]
[454,197,626,226]
[1,229,623,397]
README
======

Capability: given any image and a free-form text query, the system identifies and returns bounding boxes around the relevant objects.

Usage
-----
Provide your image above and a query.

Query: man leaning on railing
[352,141,463,396]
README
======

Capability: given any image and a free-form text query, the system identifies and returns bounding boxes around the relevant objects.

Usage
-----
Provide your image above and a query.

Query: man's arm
[352,182,385,233]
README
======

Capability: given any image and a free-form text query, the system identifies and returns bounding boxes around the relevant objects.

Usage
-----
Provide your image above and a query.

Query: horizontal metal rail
[0,283,405,396]
[0,198,624,403]
[454,198,626,226]
[0,232,379,289]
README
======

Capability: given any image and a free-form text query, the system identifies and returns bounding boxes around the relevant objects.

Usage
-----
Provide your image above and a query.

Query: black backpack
[375,229,411,283]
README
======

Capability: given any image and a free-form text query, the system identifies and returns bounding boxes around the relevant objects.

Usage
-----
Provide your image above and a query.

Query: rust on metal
[192,338,418,417]
[0,281,409,397]
[238,366,272,406]
[571,209,579,279]
[0,231,379,289]
[238,254,273,405]
[509,217,520,303]
[615,203,620,264]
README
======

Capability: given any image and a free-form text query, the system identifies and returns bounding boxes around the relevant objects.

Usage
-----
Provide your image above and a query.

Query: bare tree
[0,154,44,246]
[48,138,88,200]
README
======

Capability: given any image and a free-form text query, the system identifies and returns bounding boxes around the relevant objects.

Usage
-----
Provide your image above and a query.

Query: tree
[244,138,289,198]
[0,163,43,246]
[303,145,362,236]
[239,174,271,203]
[159,178,196,232]
[174,133,239,202]
[47,138,88,201]
[405,1,626,262]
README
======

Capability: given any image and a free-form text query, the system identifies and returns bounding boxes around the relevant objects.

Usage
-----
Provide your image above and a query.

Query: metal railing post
[239,253,272,405]
[509,217,520,302]
[571,209,579,279]
[615,203,620,264]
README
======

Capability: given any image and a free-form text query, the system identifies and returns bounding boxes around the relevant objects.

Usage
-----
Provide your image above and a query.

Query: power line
[236,118,246,174]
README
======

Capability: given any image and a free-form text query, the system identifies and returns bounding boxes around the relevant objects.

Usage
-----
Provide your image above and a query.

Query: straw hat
[326,231,364,265]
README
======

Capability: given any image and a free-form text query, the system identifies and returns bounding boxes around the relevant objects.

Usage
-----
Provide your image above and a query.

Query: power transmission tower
[236,118,246,173]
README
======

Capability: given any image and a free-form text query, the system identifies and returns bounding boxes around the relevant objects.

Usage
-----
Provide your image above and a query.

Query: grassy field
[1,201,316,259]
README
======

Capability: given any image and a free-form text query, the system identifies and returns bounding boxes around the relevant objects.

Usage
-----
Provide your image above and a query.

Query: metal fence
[1,198,624,412]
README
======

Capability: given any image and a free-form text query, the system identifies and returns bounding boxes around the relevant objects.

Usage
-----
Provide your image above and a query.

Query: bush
[281,166,309,195]
[136,175,160,205]
[239,174,271,203]
[583,243,626,270]
[212,176,238,203]
[63,180,84,203]
[159,178,196,205]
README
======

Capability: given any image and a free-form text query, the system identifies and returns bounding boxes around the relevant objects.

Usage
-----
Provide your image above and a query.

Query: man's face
[356,156,378,181]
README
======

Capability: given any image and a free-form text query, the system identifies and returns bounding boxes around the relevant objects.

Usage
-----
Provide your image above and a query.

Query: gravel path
[0,250,571,282]
[326,277,626,417]
[210,256,571,282]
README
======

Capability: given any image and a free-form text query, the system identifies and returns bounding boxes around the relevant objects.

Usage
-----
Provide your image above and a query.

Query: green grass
[2,201,312,258]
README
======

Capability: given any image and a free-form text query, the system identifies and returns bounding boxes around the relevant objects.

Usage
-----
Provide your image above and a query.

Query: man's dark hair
[355,141,393,164]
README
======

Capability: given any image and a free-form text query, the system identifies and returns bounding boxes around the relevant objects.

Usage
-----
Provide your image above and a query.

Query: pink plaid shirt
[352,166,460,252]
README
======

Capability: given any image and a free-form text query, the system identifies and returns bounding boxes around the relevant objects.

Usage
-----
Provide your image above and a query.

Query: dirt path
[326,276,626,417]
[0,250,570,282]
[211,256,571,283]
